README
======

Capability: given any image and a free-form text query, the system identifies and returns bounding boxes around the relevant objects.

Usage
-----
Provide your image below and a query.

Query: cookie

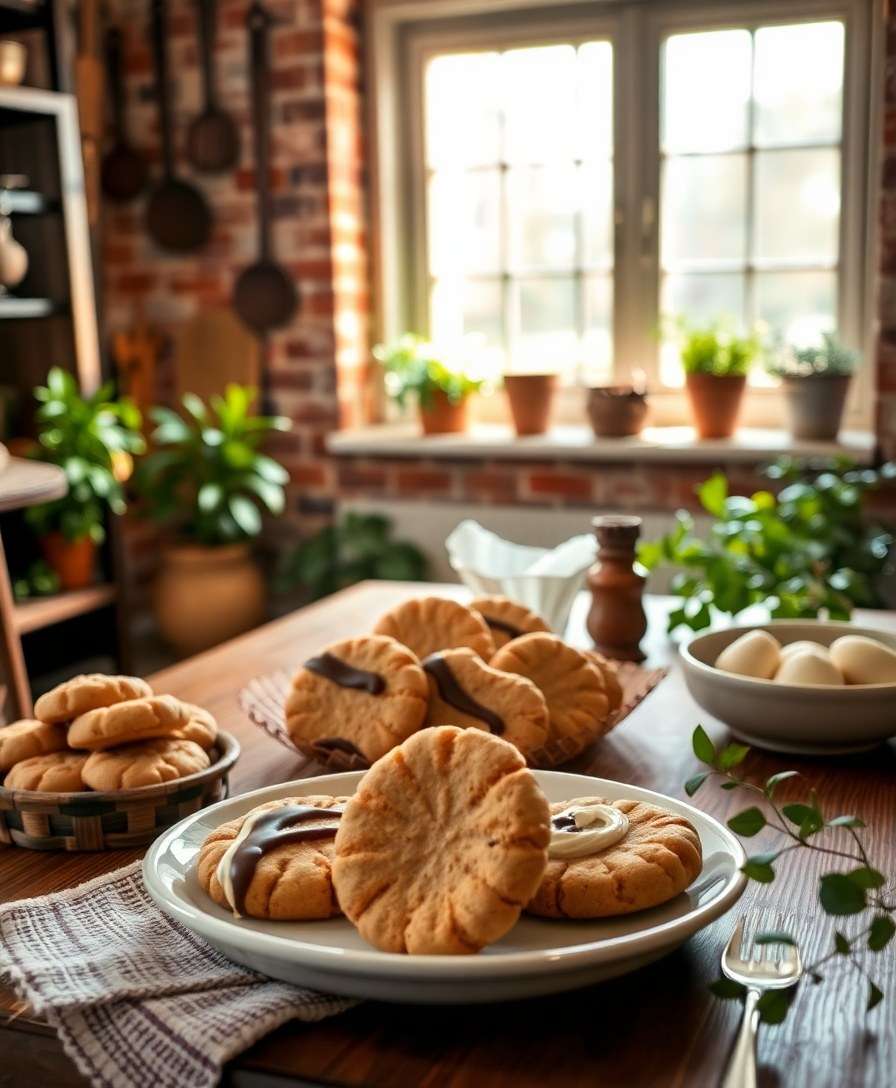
[422,648,549,762]
[68,693,191,751]
[491,633,610,765]
[34,674,152,724]
[82,737,210,790]
[373,596,495,661]
[584,650,624,713]
[171,703,218,749]
[5,751,90,792]
[469,595,551,650]
[198,795,347,919]
[527,797,703,918]
[332,725,551,954]
[286,635,428,765]
[0,719,68,772]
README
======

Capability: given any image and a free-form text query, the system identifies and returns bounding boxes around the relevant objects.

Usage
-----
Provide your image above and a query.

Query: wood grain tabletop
[1,583,894,1088]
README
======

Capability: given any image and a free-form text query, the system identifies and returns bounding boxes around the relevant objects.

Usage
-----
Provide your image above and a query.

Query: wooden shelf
[0,296,61,319]
[14,583,116,635]
[3,189,59,215]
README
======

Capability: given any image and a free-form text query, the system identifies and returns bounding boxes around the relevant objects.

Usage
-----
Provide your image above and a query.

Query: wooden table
[2,583,894,1088]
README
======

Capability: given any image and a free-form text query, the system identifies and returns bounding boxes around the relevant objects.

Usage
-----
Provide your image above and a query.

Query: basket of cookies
[0,674,239,851]
[240,593,665,774]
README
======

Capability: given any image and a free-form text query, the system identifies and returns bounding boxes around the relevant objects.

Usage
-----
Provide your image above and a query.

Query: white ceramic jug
[0,214,27,288]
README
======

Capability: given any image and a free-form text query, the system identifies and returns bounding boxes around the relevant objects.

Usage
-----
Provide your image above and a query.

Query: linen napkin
[0,861,356,1088]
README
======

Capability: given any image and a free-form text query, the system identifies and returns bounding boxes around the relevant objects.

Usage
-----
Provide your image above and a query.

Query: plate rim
[143,768,747,980]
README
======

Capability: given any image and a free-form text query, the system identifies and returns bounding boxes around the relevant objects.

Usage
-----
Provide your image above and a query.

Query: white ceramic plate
[144,770,746,1003]
[681,621,896,755]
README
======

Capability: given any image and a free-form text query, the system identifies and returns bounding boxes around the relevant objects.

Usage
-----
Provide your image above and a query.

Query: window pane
[428,170,501,276]
[578,41,613,160]
[662,155,747,269]
[583,275,613,384]
[426,53,501,167]
[503,45,577,163]
[516,276,577,370]
[582,161,613,269]
[507,166,577,271]
[754,22,844,147]
[755,270,836,345]
[663,30,751,153]
[431,278,505,368]
[660,273,746,385]
[754,149,840,264]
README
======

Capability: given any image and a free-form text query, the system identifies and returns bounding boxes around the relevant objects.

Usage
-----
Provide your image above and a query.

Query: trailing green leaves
[727,808,766,837]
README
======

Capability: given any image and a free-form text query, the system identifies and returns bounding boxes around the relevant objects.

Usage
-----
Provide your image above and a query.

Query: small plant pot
[685,373,747,439]
[419,390,469,435]
[781,375,851,441]
[154,542,265,656]
[40,533,96,591]
[504,374,557,436]
[587,386,649,438]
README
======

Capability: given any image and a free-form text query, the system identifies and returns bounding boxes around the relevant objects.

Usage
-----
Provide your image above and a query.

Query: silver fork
[720,915,803,1088]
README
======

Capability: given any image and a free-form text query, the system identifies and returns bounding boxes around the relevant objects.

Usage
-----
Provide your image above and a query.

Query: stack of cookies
[285,594,626,770]
[0,674,219,794]
[199,725,703,955]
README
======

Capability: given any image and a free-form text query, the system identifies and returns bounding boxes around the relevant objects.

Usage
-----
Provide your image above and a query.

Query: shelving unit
[14,582,116,635]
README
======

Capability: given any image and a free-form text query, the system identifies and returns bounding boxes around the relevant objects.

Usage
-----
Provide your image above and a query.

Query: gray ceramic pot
[782,375,851,441]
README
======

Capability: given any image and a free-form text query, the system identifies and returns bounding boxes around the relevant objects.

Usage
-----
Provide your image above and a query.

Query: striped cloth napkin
[0,862,356,1088]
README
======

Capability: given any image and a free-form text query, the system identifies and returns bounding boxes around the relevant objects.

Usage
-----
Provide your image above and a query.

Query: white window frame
[367,0,879,431]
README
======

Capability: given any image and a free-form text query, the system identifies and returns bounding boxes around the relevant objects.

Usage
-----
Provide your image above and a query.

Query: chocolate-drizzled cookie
[469,595,551,651]
[422,648,549,763]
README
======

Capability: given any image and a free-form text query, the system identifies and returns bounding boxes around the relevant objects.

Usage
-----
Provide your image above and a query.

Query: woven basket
[0,731,240,851]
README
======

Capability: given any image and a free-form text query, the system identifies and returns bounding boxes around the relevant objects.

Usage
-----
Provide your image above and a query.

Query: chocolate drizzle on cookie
[551,813,580,832]
[309,737,367,763]
[481,614,523,639]
[422,653,505,735]
[226,804,344,915]
[304,652,386,695]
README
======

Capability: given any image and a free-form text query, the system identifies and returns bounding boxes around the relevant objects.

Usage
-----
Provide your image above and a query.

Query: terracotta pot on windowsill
[419,390,469,435]
[684,373,747,439]
[587,386,649,438]
[40,533,97,591]
[504,374,557,436]
[781,374,851,441]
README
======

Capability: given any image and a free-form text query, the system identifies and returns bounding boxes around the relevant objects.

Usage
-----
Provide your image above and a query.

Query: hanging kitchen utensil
[173,308,260,404]
[101,27,148,201]
[187,0,240,173]
[145,0,211,252]
[232,1,297,333]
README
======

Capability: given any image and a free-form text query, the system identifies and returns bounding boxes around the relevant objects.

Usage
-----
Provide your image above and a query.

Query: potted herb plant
[136,384,290,655]
[677,320,760,439]
[25,368,144,590]
[373,334,483,435]
[767,332,858,441]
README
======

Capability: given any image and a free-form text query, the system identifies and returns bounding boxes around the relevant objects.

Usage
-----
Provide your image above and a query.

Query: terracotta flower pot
[419,390,469,435]
[685,373,747,439]
[504,374,557,436]
[782,375,851,441]
[40,533,96,591]
[587,386,649,438]
[154,542,265,656]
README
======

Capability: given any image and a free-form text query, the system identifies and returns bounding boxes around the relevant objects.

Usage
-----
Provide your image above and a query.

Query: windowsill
[327,424,876,464]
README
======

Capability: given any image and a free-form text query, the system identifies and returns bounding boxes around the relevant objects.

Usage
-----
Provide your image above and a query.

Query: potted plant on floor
[136,384,290,656]
[677,320,761,439]
[767,332,858,441]
[25,368,144,590]
[373,334,483,435]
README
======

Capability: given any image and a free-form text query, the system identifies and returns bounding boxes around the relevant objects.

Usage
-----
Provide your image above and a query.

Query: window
[372,0,876,426]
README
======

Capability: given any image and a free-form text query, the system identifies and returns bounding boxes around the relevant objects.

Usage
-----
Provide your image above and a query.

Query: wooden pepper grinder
[586,515,647,662]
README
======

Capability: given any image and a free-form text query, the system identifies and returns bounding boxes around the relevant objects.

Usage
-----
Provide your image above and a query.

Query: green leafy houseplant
[677,319,761,378]
[278,512,429,600]
[25,368,144,589]
[638,457,895,633]
[136,385,290,545]
[686,726,893,1023]
[766,333,859,442]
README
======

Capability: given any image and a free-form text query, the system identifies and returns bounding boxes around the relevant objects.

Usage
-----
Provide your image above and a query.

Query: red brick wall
[877,4,896,460]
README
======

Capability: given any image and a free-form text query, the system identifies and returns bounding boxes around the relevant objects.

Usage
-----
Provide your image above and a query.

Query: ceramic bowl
[680,621,896,755]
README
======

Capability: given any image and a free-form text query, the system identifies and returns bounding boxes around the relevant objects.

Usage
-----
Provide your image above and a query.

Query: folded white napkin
[0,862,355,1088]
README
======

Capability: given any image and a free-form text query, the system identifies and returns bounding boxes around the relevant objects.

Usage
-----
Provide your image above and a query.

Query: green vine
[686,725,893,1023]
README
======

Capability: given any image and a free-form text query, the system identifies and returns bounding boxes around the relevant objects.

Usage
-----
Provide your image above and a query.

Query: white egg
[829,635,896,685]
[780,639,825,660]
[715,630,781,679]
[774,648,844,686]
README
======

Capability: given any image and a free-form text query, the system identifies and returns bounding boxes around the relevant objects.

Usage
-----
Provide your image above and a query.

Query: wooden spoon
[187,0,240,173]
[145,0,212,252]
[101,27,148,202]
[232,1,297,333]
